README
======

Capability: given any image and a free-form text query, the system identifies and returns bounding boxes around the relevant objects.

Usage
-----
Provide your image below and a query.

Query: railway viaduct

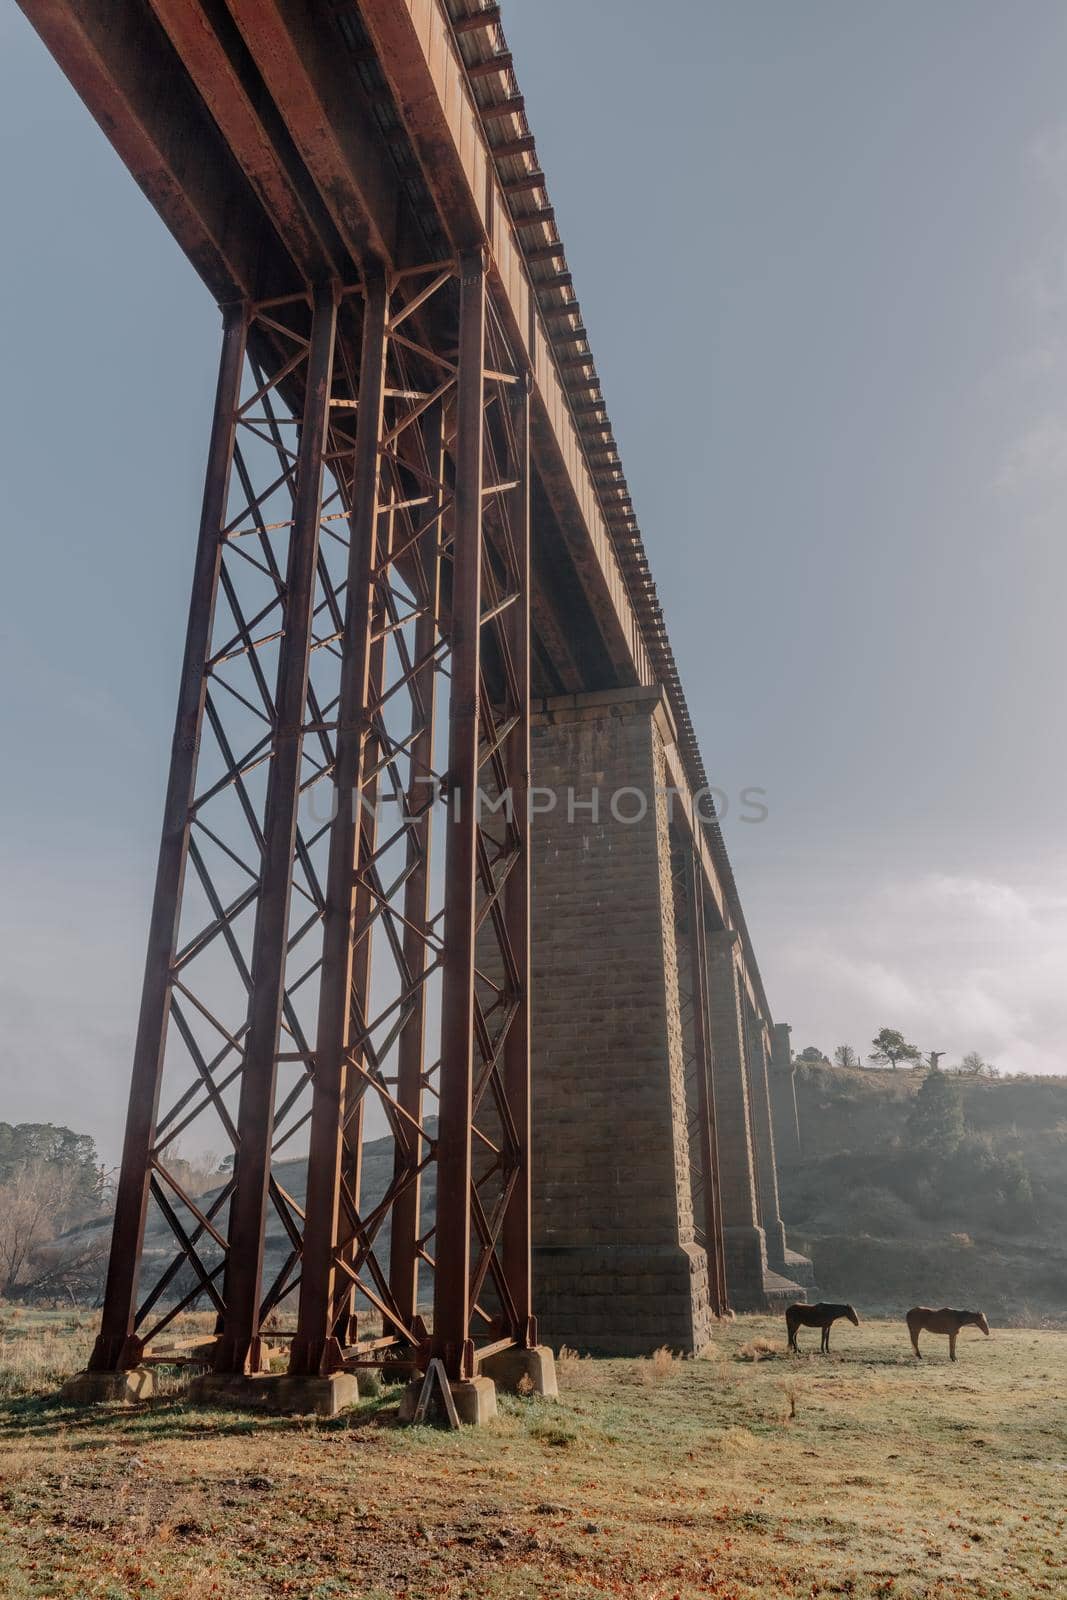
[22,0,811,1420]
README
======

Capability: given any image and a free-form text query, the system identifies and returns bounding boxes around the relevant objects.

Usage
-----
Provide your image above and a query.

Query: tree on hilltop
[959,1050,1000,1078]
[833,1045,860,1069]
[869,1028,922,1071]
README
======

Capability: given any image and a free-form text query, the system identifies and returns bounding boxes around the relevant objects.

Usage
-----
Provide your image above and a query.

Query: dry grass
[630,1344,680,1385]
[555,1344,608,1391]
[0,1307,220,1399]
[649,1343,677,1377]
[775,1379,798,1421]
[738,1336,781,1361]
[1,1310,1065,1599]
[0,1307,95,1397]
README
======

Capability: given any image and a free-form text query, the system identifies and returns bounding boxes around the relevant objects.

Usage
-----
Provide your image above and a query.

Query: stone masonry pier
[529,688,809,1348]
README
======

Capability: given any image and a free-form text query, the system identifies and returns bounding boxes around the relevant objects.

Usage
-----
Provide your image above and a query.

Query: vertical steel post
[216,285,339,1375]
[388,399,445,1331]
[500,374,534,1345]
[432,250,486,1380]
[687,851,729,1317]
[331,552,388,1349]
[745,1008,788,1270]
[289,277,388,1377]
[89,307,247,1373]
[740,1001,765,1231]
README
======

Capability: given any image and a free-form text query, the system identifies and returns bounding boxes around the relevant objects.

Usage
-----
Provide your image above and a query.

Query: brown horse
[906,1306,990,1361]
[786,1302,860,1353]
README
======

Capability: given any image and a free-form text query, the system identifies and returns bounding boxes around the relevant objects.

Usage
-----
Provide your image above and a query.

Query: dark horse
[786,1301,860,1353]
[906,1306,989,1361]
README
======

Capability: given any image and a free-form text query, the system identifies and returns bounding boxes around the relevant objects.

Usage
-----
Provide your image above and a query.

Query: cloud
[770,869,1067,1074]
[0,981,131,1162]
[0,849,144,1164]
[880,872,1036,927]
[1028,124,1067,193]
[996,414,1067,492]
[1013,253,1067,316]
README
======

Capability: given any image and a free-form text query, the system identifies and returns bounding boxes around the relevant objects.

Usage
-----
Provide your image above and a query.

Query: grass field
[0,1309,1064,1600]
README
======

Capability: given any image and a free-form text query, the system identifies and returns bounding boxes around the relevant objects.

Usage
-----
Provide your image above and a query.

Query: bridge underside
[22,0,640,705]
[22,0,809,1408]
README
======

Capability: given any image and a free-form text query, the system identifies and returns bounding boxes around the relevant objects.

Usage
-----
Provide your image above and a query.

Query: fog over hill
[66,1125,440,1318]
[780,1064,1067,1325]
[59,1070,1067,1329]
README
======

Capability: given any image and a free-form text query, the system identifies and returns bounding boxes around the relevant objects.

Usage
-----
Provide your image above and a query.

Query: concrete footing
[398,1373,498,1426]
[721,1225,811,1311]
[723,1225,769,1311]
[188,1371,360,1417]
[60,1367,156,1405]
[479,1344,558,1398]
[533,1242,714,1355]
[762,1269,807,1311]
[783,1248,817,1294]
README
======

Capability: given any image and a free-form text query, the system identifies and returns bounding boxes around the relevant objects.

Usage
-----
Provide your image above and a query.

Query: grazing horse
[786,1302,860,1353]
[906,1306,990,1361]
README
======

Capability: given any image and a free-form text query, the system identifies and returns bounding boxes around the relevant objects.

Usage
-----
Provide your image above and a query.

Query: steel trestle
[89,257,534,1385]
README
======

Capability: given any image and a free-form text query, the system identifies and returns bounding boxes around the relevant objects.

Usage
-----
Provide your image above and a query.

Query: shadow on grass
[770,1349,923,1368]
[0,1387,408,1444]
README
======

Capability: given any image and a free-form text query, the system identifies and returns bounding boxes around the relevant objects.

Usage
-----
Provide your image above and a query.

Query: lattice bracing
[90,254,534,1386]
[291,252,534,1383]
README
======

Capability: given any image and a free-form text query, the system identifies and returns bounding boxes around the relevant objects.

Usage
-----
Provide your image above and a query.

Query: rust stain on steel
[146,0,340,285]
[225,0,401,270]
[16,0,276,300]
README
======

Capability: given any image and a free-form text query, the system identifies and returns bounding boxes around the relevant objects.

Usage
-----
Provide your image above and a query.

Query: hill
[58,1069,1067,1327]
[780,1063,1067,1325]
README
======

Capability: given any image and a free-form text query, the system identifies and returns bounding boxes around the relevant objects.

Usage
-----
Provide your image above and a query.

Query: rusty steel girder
[89,255,534,1386]
[672,839,729,1319]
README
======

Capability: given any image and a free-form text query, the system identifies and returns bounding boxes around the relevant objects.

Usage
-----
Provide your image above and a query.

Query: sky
[2,1,1067,1163]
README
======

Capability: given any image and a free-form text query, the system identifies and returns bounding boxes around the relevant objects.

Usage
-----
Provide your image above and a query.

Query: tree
[0,1161,79,1297]
[164,1146,230,1198]
[833,1045,859,1069]
[868,1028,922,1071]
[0,1124,110,1302]
[907,1067,965,1156]
[0,1123,104,1216]
[959,1050,999,1078]
[797,1046,826,1063]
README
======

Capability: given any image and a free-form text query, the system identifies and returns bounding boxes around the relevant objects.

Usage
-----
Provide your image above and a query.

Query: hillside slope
[60,1126,441,1318]
[60,1071,1067,1327]
[780,1063,1067,1324]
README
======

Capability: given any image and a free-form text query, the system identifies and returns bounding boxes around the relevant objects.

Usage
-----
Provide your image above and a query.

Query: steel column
[499,375,534,1346]
[744,1005,788,1270]
[387,400,444,1331]
[739,1001,765,1232]
[88,307,247,1373]
[685,851,729,1318]
[215,285,339,1375]
[289,277,389,1377]
[330,558,387,1351]
[431,250,486,1380]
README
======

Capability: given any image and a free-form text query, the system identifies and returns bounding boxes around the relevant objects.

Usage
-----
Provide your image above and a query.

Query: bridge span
[23,0,810,1417]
